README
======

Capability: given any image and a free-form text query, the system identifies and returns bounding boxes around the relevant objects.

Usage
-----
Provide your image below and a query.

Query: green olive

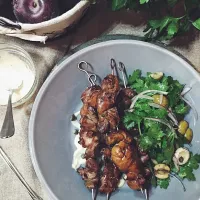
[153,95,168,108]
[178,120,189,135]
[185,128,193,143]
[150,72,163,80]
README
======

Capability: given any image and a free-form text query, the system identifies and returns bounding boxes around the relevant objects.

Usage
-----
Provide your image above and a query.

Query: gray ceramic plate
[29,40,200,200]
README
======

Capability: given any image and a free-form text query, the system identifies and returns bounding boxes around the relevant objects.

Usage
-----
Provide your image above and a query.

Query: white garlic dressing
[71,111,86,170]
[0,51,35,105]
[71,111,125,188]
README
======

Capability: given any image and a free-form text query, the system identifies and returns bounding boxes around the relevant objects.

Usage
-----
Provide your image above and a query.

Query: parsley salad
[123,70,200,190]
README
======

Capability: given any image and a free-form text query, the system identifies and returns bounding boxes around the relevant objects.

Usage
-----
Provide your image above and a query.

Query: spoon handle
[0,147,43,200]
[0,91,15,139]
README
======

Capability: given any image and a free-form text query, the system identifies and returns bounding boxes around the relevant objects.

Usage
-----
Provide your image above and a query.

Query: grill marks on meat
[106,130,132,145]
[99,160,121,194]
[78,158,99,189]
[81,85,102,108]
[97,91,116,115]
[101,74,120,94]
[78,86,102,189]
[98,107,120,134]
[80,105,98,132]
[97,74,120,134]
[79,130,99,159]
[77,72,148,194]
[79,130,98,148]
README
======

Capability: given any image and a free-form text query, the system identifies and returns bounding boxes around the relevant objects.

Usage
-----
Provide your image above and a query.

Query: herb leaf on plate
[178,154,200,181]
[157,178,170,189]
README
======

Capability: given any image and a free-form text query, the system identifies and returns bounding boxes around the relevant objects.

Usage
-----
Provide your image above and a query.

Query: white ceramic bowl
[0,1,90,43]
[29,40,200,200]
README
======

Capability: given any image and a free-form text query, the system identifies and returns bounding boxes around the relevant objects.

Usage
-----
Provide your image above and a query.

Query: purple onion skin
[13,0,60,23]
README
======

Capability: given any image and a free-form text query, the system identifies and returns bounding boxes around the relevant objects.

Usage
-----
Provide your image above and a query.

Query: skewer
[78,61,97,86]
[118,61,149,200]
[110,58,117,75]
[118,62,127,88]
[107,193,110,200]
[92,189,95,200]
[144,189,149,200]
[78,61,98,200]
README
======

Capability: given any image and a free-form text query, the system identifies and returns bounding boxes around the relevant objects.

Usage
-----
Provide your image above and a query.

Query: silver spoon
[0,80,23,139]
[0,147,43,200]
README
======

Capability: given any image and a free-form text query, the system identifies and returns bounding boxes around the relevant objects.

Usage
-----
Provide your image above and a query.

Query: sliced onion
[144,117,176,133]
[168,112,178,126]
[148,103,178,126]
[138,123,142,135]
[130,90,168,109]
[181,96,198,126]
[170,172,186,192]
[149,102,164,109]
[181,87,192,96]
[181,80,197,96]
[140,95,154,100]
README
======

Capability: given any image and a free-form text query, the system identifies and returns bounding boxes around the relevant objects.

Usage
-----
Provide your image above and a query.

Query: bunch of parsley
[111,0,200,40]
[123,70,200,189]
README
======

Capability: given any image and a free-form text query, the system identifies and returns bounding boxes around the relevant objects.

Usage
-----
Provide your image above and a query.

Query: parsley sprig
[122,69,200,189]
[111,0,200,40]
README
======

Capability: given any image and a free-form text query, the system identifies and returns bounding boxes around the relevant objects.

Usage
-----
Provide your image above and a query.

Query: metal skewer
[78,61,97,86]
[110,58,117,75]
[92,189,95,200]
[107,193,111,200]
[0,147,43,200]
[144,189,149,200]
[78,61,98,200]
[105,59,119,200]
[118,62,127,88]
[118,61,149,200]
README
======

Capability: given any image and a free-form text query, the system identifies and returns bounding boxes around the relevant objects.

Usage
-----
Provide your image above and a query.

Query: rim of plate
[29,39,200,200]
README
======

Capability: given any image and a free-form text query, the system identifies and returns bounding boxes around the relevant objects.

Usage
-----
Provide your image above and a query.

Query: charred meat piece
[80,105,98,132]
[111,138,147,190]
[99,160,121,194]
[127,173,146,190]
[97,118,109,134]
[77,158,99,189]
[106,130,132,145]
[101,147,111,159]
[117,88,136,115]
[126,162,141,180]
[79,130,99,148]
[127,179,143,190]
[80,104,97,117]
[79,130,99,159]
[101,74,120,94]
[81,85,102,108]
[111,141,133,172]
[97,91,116,114]
[85,142,99,159]
[121,88,136,99]
[98,107,120,134]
